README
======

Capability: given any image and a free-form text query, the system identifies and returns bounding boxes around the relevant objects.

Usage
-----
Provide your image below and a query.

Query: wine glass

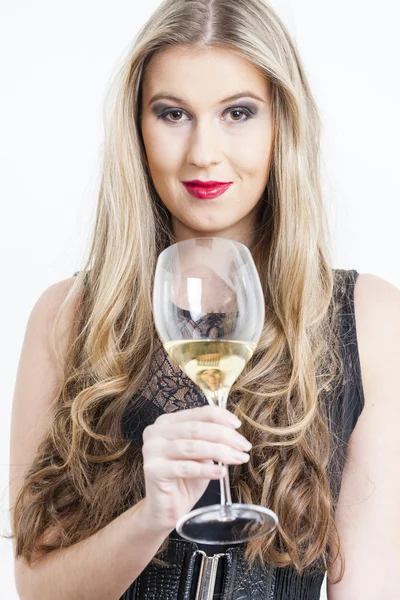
[152,237,278,544]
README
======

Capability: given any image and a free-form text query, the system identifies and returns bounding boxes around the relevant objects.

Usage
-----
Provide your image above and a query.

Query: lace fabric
[126,268,364,423]
[132,306,239,416]
[73,267,365,599]
[73,267,365,468]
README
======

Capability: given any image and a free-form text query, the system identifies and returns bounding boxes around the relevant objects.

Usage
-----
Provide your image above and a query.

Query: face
[199,369,222,391]
[140,46,274,246]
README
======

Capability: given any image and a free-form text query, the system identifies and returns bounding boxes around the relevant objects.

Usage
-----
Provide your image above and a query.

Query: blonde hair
[8,0,347,583]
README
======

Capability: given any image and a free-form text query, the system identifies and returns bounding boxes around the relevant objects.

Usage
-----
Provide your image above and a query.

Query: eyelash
[156,105,255,124]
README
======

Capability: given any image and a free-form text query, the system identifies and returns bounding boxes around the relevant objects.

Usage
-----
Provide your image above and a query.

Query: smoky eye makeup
[150,102,259,119]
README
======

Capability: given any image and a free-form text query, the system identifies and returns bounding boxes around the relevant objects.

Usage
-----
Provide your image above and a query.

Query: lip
[182,181,233,200]
[182,180,232,187]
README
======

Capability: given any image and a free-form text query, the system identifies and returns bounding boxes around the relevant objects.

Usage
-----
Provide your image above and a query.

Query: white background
[1,1,399,598]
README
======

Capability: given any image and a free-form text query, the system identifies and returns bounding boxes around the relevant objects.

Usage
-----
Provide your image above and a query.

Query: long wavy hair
[7,0,348,583]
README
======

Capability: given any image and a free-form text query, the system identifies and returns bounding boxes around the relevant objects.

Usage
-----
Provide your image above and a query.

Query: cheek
[229,126,273,175]
[142,121,184,174]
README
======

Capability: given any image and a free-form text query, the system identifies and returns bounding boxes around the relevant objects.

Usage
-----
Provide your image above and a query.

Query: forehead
[142,46,270,105]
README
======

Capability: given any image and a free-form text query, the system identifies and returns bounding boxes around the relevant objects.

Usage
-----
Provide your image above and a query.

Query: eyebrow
[148,90,266,106]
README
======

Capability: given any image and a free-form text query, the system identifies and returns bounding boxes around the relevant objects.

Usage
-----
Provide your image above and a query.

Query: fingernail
[236,437,252,451]
[231,416,242,428]
[232,451,250,462]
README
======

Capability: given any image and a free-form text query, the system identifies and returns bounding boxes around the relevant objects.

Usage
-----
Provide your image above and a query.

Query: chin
[183,220,237,236]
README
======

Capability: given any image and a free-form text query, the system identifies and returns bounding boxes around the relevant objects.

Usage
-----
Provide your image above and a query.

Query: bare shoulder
[10,275,87,583]
[354,272,400,324]
[31,275,82,324]
[28,275,87,351]
[353,272,400,406]
[327,272,400,597]
[10,275,84,522]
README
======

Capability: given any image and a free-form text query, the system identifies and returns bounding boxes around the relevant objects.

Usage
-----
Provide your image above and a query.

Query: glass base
[175,503,278,545]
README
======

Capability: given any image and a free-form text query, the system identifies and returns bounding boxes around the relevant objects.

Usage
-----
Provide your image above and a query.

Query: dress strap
[73,270,89,286]
[337,269,366,416]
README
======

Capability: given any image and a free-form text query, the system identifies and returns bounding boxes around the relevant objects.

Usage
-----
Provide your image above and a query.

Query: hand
[141,405,252,531]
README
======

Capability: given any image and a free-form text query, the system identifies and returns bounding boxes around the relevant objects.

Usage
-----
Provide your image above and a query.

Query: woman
[8,0,399,598]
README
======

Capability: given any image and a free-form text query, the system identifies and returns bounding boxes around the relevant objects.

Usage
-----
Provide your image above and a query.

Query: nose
[186,117,222,168]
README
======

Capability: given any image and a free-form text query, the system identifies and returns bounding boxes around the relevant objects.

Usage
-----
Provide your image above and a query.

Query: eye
[157,105,254,124]
[159,109,188,123]
[224,107,253,123]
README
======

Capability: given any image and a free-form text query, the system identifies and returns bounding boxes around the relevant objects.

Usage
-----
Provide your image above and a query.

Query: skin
[199,368,222,391]
[140,45,274,247]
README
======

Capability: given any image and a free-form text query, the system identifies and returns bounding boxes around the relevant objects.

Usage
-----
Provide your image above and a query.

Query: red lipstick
[182,180,233,200]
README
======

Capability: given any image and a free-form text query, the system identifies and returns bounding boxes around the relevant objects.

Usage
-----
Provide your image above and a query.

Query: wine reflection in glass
[153,237,278,544]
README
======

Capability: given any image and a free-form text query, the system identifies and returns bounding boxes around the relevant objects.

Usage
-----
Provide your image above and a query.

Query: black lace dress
[74,268,365,599]
[115,268,366,599]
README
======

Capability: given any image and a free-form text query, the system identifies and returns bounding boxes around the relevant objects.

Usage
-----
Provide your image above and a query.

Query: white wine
[164,339,255,407]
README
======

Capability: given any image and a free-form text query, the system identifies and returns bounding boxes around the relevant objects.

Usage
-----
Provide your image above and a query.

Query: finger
[166,439,250,465]
[145,458,228,481]
[144,420,251,452]
[156,405,241,428]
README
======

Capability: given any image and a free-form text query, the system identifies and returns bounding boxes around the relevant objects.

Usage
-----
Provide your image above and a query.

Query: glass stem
[219,467,232,507]
[213,387,233,508]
